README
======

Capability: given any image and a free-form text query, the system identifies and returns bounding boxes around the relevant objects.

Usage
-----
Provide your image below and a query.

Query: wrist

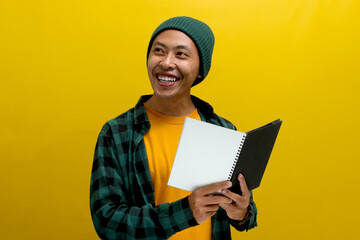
[230,206,252,225]
[241,209,249,220]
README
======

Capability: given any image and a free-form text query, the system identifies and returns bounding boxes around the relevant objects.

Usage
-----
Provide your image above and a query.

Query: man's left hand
[219,174,250,221]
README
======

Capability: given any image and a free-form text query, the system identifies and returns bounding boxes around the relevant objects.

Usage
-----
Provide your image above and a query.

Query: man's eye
[154,48,164,53]
[177,52,187,57]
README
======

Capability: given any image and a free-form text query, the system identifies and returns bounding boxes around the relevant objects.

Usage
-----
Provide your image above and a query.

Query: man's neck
[145,94,196,117]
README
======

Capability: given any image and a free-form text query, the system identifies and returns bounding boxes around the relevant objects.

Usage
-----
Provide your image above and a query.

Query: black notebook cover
[229,119,282,194]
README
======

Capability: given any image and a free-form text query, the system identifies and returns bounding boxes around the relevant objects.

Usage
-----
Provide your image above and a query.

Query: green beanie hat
[147,16,215,86]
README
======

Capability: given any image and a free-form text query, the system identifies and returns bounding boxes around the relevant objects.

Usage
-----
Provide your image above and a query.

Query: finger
[220,188,242,203]
[195,210,218,224]
[201,204,220,212]
[207,211,218,218]
[205,195,232,205]
[219,202,248,221]
[238,174,250,197]
[197,211,217,223]
[197,181,232,195]
[218,202,234,211]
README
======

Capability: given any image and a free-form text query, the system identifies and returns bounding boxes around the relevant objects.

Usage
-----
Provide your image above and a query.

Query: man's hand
[188,181,232,224]
[219,174,250,221]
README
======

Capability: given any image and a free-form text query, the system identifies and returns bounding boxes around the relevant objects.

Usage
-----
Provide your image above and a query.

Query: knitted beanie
[146,16,215,86]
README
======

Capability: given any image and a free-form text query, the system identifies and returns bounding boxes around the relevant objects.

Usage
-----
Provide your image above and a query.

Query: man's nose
[160,53,176,70]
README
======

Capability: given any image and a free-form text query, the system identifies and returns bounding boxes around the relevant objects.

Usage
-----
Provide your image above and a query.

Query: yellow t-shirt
[144,103,211,240]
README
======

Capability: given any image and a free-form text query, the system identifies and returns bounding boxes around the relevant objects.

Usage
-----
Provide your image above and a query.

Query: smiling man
[90,17,257,240]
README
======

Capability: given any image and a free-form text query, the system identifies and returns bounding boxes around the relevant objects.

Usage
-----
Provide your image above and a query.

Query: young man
[90,16,257,240]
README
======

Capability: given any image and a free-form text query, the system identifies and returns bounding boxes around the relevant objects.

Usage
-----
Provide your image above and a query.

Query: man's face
[147,30,200,100]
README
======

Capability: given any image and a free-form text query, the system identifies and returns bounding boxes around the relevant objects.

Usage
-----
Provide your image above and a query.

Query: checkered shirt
[90,95,257,240]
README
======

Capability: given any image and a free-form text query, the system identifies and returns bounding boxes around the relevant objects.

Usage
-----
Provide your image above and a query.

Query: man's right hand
[188,181,233,224]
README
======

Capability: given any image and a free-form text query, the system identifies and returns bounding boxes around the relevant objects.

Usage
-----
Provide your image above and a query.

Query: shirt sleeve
[90,129,198,240]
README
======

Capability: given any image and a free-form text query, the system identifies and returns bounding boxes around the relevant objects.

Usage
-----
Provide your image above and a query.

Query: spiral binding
[227,134,247,181]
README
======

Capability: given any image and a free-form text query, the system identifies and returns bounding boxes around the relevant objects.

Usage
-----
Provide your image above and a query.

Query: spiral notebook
[167,118,282,194]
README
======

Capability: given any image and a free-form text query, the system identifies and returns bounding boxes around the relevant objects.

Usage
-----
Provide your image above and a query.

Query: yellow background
[1,0,359,239]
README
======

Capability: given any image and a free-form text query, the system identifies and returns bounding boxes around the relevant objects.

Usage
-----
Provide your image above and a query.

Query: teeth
[158,75,177,83]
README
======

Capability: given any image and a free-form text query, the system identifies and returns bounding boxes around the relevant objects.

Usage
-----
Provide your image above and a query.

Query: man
[90,16,257,240]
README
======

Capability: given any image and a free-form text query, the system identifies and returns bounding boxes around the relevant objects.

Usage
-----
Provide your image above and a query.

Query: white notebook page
[168,117,246,192]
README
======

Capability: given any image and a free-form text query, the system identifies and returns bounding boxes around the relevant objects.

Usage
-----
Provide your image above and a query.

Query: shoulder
[191,95,237,131]
[212,113,237,131]
[99,95,151,137]
[94,107,139,159]
[99,107,137,139]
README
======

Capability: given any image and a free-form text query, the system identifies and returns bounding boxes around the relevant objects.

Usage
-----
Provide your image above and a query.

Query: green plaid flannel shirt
[90,95,257,240]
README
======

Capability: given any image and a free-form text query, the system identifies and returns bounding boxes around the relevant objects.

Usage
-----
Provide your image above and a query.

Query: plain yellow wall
[1,0,359,239]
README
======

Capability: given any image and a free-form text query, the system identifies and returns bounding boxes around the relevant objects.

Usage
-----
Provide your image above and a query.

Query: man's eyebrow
[153,41,168,49]
[175,45,191,51]
[153,41,192,52]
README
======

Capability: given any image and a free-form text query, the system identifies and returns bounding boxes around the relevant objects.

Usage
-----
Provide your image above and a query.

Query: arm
[90,129,197,240]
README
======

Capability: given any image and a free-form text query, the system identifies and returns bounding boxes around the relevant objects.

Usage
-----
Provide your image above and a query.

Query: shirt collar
[133,94,216,126]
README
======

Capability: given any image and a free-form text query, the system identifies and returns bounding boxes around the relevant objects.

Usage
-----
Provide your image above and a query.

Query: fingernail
[227,181,232,187]
[221,189,227,194]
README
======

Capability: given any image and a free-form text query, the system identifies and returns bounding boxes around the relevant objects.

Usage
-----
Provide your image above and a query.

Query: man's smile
[158,75,177,83]
[156,73,180,84]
